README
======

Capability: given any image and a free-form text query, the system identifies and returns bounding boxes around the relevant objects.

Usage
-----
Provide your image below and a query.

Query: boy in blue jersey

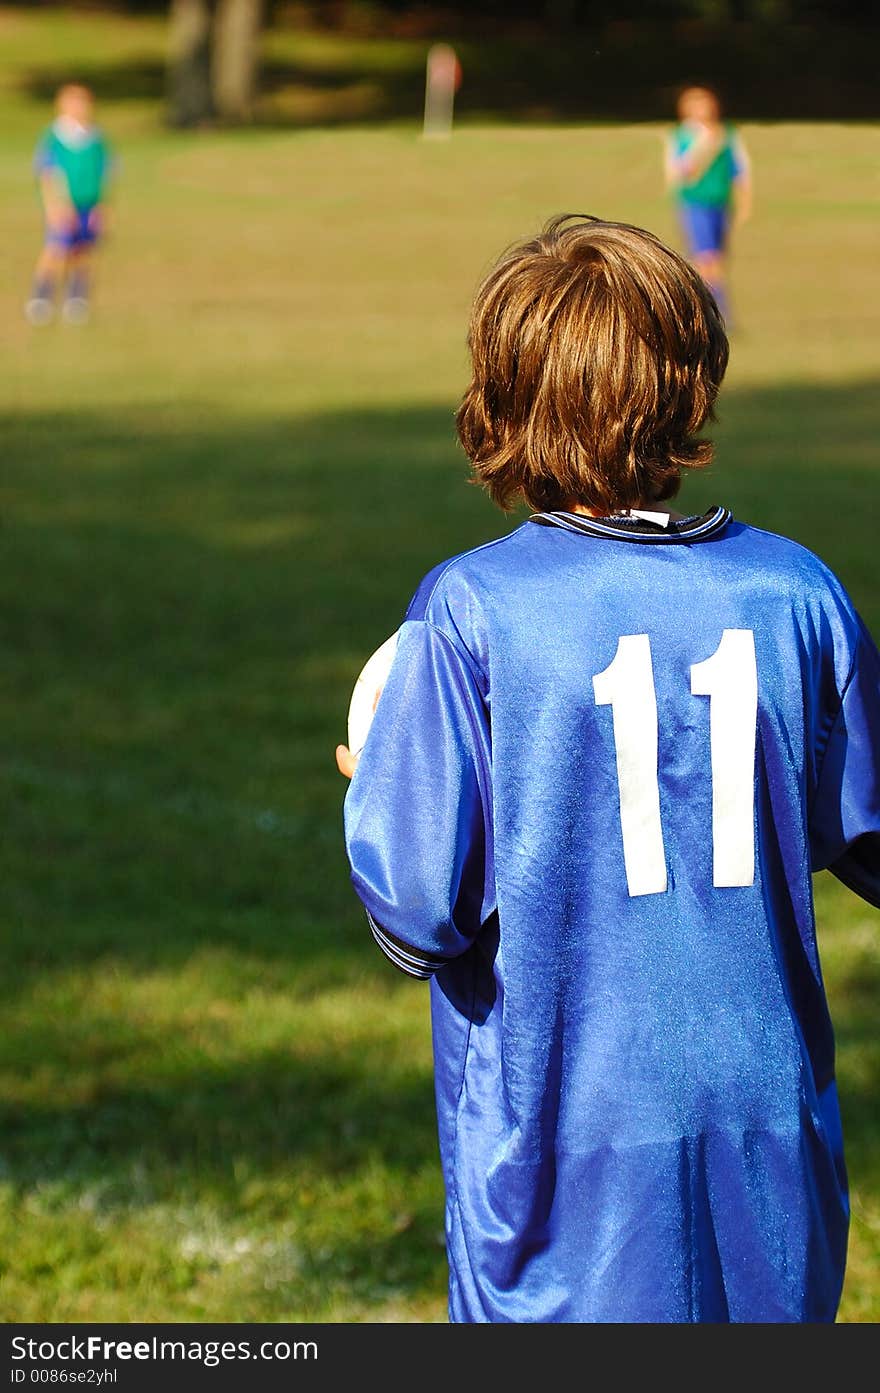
[26,84,113,326]
[664,85,751,322]
[338,216,880,1323]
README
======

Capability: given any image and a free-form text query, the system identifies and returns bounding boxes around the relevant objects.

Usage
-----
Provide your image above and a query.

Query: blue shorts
[679,202,729,256]
[45,205,100,250]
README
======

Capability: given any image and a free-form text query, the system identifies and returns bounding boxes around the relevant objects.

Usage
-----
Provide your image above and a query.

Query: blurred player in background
[26,84,114,326]
[665,85,751,323]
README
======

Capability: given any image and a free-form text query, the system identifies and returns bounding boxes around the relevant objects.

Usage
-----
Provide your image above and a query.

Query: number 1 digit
[593,635,668,897]
[690,629,757,888]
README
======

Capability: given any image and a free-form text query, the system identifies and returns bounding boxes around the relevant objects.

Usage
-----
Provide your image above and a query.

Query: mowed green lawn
[0,9,878,1322]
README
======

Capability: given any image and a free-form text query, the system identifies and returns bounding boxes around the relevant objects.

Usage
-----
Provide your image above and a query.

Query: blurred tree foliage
[9,0,876,23]
[7,0,876,124]
[352,0,878,22]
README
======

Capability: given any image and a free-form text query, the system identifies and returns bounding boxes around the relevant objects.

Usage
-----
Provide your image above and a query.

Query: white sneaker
[62,297,90,325]
[25,297,54,326]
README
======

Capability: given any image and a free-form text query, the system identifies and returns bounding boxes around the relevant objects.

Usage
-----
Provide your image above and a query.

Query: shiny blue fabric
[343,515,880,1323]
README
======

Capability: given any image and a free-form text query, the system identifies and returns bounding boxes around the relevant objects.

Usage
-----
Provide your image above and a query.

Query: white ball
[346,630,400,756]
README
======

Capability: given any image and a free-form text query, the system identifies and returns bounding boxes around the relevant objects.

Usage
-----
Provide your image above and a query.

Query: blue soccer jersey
[343,507,880,1323]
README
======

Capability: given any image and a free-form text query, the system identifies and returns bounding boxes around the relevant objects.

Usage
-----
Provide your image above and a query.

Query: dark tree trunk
[212,0,264,122]
[167,0,214,127]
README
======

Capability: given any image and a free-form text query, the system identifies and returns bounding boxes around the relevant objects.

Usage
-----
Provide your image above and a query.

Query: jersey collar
[52,116,97,149]
[528,504,731,544]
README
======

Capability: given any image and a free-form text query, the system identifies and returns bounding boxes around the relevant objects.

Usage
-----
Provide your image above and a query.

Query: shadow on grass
[17,21,880,126]
[0,1048,438,1192]
[0,381,878,1298]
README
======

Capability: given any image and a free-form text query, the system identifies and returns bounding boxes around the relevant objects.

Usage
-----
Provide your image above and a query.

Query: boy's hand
[335,745,359,779]
[336,683,383,780]
[45,199,75,234]
[680,123,724,180]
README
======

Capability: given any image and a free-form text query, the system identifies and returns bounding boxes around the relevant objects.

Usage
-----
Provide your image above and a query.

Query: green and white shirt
[34,118,113,209]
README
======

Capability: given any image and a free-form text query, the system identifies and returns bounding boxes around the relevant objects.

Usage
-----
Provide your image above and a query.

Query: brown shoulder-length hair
[455,214,729,515]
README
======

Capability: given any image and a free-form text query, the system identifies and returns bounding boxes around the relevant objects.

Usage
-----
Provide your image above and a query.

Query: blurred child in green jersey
[664,85,751,324]
[26,84,114,326]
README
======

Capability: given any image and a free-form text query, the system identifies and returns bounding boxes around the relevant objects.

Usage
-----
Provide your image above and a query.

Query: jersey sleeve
[99,134,117,183]
[343,618,493,978]
[810,621,880,907]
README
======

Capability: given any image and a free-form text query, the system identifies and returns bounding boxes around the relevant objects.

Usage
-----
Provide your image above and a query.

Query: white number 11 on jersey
[592,630,758,897]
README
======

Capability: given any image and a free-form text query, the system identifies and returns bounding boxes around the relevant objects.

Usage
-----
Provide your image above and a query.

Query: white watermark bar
[5,1329,318,1388]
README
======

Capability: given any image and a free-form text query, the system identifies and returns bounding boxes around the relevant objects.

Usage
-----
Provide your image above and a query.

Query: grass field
[0,9,878,1322]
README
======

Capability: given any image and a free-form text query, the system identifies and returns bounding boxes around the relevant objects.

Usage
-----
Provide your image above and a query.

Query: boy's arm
[343,619,493,978]
[77,137,116,241]
[827,835,880,909]
[663,134,681,191]
[810,624,880,910]
[98,136,117,220]
[39,171,74,227]
[731,134,753,225]
[33,139,74,231]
